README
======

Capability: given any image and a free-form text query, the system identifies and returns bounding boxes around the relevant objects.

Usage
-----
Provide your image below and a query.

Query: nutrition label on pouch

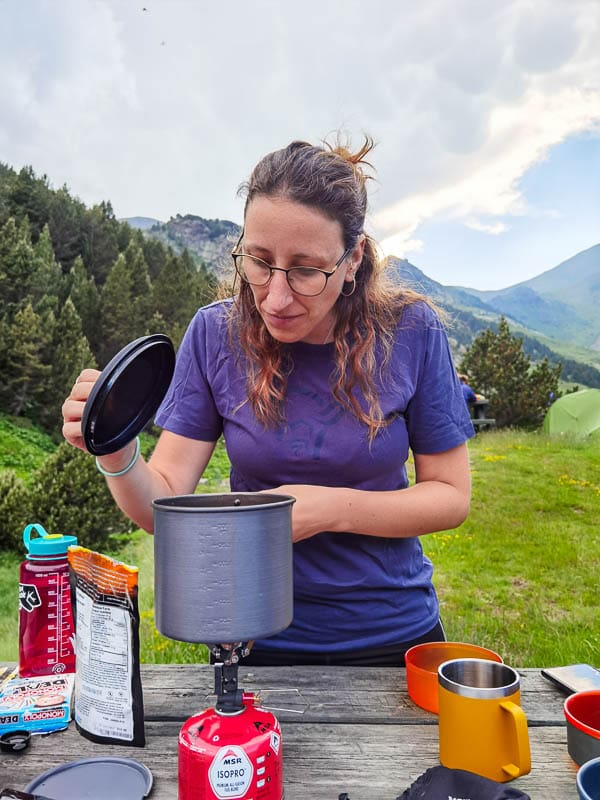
[74,588,133,740]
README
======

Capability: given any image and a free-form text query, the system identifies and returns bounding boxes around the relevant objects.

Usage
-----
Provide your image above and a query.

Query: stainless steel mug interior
[153,492,295,644]
[438,658,521,699]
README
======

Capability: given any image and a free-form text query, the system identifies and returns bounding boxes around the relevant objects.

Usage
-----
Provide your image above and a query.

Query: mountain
[130,213,600,386]
[125,214,240,276]
[122,216,163,230]
[387,246,600,388]
[453,244,600,350]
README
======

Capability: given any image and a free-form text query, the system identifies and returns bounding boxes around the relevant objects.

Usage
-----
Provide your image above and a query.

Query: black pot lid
[82,334,175,456]
[26,757,153,799]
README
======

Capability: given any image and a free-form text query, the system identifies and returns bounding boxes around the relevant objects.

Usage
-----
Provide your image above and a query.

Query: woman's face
[242,195,363,345]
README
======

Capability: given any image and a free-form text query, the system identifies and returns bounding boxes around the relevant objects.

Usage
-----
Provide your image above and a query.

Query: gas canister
[179,694,283,800]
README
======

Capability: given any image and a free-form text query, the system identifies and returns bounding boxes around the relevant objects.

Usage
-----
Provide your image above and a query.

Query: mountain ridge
[452,243,600,348]
[124,215,600,383]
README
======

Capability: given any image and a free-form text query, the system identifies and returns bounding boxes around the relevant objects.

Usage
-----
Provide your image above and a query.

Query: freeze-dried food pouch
[68,546,145,746]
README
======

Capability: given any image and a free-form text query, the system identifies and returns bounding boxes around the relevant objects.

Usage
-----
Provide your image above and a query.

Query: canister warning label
[270,732,280,755]
[208,745,253,798]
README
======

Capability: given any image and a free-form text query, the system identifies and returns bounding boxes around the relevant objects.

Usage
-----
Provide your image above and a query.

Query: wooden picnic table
[1,663,578,799]
[471,398,496,430]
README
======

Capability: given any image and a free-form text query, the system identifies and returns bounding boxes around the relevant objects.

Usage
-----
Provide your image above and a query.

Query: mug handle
[499,700,531,778]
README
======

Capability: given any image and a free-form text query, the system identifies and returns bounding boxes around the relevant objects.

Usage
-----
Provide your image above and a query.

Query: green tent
[543,389,600,438]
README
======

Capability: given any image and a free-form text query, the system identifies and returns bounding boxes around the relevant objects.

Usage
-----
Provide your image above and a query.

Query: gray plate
[25,757,153,799]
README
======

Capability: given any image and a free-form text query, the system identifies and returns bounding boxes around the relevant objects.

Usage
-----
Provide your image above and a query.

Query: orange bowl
[405,641,503,713]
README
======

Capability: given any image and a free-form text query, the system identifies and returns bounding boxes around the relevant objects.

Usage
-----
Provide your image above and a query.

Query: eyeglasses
[231,233,352,297]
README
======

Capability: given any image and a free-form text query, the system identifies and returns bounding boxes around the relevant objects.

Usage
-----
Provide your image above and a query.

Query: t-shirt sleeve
[404,306,475,454]
[154,308,224,441]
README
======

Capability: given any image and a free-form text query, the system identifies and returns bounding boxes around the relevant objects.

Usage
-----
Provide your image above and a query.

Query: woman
[62,136,474,666]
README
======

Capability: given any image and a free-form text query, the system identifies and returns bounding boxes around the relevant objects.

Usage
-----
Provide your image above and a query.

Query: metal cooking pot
[153,492,295,643]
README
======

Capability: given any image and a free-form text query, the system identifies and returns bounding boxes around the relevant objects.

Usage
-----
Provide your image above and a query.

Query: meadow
[0,420,598,668]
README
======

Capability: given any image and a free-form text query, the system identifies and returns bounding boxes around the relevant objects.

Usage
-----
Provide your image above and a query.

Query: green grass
[1,424,598,668]
[422,429,600,667]
[0,414,57,481]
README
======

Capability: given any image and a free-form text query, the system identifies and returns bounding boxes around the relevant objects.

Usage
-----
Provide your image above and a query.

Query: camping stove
[152,492,295,800]
[178,643,283,800]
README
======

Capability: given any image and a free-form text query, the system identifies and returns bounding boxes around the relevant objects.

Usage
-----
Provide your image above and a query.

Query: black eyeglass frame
[231,231,353,297]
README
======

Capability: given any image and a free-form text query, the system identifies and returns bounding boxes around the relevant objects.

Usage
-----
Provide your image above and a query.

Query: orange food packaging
[68,546,145,746]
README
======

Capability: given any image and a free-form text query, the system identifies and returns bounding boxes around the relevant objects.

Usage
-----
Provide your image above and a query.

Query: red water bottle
[18,523,78,677]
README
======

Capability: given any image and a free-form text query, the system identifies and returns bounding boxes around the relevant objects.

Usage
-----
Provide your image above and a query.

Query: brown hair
[228,135,431,441]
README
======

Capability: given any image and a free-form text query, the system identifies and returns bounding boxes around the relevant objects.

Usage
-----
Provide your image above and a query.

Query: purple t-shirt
[155,299,474,652]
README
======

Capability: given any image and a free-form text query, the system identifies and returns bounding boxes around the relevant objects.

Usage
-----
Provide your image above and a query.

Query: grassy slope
[1,419,598,668]
[423,429,599,666]
[0,414,57,481]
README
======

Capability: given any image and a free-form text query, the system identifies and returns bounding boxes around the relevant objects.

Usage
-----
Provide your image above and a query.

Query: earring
[341,276,356,297]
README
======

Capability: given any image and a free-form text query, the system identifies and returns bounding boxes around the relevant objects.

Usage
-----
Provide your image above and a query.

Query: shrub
[26,443,135,551]
[0,470,33,551]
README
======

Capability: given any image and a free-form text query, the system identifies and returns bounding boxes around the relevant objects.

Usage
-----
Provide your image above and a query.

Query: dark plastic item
[26,757,153,799]
[82,334,175,455]
[1,790,54,800]
[0,730,31,753]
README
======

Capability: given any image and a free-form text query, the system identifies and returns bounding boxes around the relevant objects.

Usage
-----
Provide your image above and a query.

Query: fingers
[76,368,101,384]
[66,369,100,402]
[61,419,87,452]
[61,368,101,453]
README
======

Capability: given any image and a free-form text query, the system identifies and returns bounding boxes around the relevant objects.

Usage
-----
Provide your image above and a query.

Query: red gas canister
[179,695,283,800]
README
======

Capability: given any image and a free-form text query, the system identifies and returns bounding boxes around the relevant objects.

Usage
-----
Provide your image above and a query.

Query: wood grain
[0,665,577,799]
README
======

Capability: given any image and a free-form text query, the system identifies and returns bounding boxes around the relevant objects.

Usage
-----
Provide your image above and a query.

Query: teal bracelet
[95,436,141,478]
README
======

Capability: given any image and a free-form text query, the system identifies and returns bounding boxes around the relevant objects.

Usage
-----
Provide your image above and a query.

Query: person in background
[459,373,477,408]
[62,135,475,666]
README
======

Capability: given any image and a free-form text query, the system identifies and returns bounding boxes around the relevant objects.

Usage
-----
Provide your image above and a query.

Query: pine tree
[0,303,51,417]
[142,236,168,281]
[460,317,562,428]
[48,185,85,270]
[152,251,213,346]
[8,166,52,241]
[81,202,120,286]
[68,256,101,356]
[99,253,136,364]
[0,217,35,314]
[40,298,96,434]
[30,225,65,316]
[0,162,17,227]
[123,240,153,337]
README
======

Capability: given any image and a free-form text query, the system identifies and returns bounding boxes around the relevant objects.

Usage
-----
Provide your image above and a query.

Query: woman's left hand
[266,484,338,542]
[265,443,472,543]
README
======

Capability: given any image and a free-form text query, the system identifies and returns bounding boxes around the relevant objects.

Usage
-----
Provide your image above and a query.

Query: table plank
[0,664,575,799]
[282,724,578,800]
[137,665,569,725]
[0,722,578,799]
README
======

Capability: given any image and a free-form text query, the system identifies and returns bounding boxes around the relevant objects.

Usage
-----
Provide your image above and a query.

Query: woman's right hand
[61,368,101,452]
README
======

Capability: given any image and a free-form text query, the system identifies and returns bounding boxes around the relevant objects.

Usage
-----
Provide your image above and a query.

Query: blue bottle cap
[23,524,78,558]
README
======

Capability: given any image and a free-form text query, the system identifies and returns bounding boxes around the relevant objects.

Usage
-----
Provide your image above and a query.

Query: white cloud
[0,0,598,264]
[378,234,424,259]
[464,219,509,235]
[368,0,600,256]
[372,84,600,253]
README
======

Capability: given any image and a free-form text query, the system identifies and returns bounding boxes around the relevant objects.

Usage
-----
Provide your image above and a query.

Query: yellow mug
[438,658,531,782]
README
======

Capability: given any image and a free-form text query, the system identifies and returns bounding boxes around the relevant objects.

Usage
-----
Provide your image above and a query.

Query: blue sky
[409,134,600,289]
[0,0,598,291]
